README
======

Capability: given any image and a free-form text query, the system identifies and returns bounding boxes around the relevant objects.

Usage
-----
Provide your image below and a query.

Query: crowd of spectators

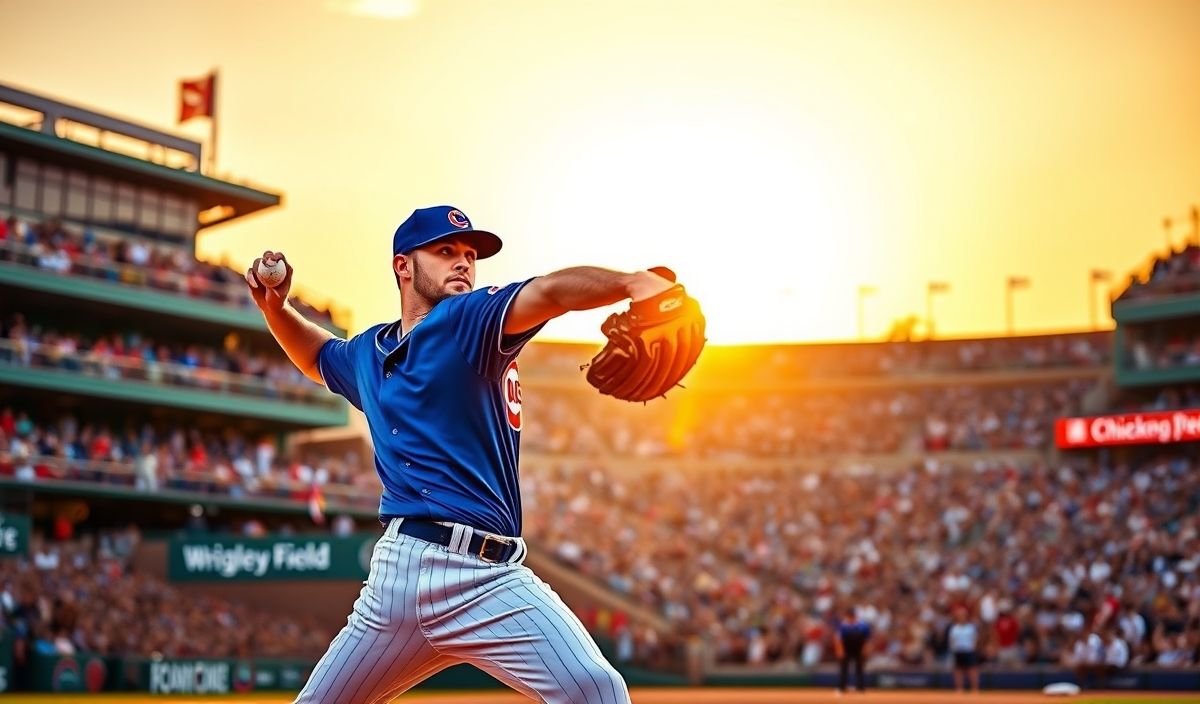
[1144,385,1200,413]
[1118,243,1200,302]
[0,325,1109,508]
[0,215,335,325]
[0,407,378,506]
[0,373,1097,511]
[0,313,325,404]
[1126,326,1200,371]
[1107,384,1200,415]
[4,321,1197,673]
[523,380,1097,458]
[0,527,332,677]
[520,452,1200,669]
[519,333,1110,383]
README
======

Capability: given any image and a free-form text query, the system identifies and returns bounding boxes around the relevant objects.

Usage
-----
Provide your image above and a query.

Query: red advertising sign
[1055,409,1200,449]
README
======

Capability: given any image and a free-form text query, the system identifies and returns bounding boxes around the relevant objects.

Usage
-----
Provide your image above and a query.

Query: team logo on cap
[447,209,470,229]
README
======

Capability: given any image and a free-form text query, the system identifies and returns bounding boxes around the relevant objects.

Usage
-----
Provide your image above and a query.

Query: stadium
[0,82,1197,702]
[2,2,1200,702]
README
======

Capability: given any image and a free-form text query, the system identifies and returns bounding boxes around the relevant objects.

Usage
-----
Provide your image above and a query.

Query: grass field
[3,691,1199,704]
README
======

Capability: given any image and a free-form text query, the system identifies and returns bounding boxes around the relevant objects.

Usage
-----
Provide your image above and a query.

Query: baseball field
[3,691,1199,704]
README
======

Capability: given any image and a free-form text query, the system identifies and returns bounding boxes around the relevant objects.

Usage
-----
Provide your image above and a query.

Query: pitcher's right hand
[246,250,294,312]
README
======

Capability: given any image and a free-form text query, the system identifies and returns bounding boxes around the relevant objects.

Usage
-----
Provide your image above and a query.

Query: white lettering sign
[0,527,17,552]
[179,541,332,578]
[149,661,230,694]
[273,542,331,571]
[181,544,272,578]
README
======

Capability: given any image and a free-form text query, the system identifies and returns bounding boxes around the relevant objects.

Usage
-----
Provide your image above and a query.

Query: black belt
[383,517,519,564]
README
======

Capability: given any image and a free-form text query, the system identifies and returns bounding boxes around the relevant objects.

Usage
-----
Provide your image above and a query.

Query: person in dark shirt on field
[835,607,871,694]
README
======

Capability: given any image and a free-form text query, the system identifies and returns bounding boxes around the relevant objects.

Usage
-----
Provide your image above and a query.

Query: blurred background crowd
[4,231,1200,674]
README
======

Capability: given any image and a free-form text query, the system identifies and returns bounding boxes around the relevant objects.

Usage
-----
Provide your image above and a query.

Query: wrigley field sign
[0,512,30,558]
[168,535,377,581]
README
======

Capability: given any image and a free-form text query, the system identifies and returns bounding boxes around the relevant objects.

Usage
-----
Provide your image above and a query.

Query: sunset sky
[3,0,1198,343]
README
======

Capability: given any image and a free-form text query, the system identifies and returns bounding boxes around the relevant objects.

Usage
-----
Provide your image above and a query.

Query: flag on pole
[308,483,326,525]
[928,281,951,293]
[1091,269,1112,282]
[1007,276,1030,289]
[178,73,215,123]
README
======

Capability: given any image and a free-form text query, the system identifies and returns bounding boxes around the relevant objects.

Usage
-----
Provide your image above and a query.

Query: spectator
[948,607,980,693]
[133,440,159,492]
[1104,628,1129,682]
[994,602,1021,665]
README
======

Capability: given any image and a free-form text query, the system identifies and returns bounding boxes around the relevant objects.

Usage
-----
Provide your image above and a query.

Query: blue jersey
[317,279,545,536]
[838,622,871,654]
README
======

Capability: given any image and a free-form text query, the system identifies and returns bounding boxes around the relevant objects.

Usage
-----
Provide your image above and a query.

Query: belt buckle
[478,533,512,564]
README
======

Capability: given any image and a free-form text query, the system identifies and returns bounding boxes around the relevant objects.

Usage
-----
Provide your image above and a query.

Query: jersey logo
[447,209,470,229]
[502,360,523,431]
[488,285,500,295]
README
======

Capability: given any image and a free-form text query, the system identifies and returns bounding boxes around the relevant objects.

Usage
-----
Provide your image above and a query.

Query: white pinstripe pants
[293,518,631,704]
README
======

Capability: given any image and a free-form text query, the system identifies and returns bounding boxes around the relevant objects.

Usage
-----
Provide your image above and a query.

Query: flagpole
[1090,270,1111,330]
[207,68,219,175]
[1006,277,1029,336]
[857,285,876,341]
[1089,275,1098,330]
[926,282,949,340]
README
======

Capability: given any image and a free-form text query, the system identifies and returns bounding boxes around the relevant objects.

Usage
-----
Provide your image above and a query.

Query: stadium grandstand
[0,81,1197,697]
[0,83,368,693]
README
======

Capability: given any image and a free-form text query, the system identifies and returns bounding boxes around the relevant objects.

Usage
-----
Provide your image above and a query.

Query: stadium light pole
[857,285,878,340]
[926,281,950,339]
[1160,208,1200,248]
[1089,269,1112,330]
[1006,276,1030,336]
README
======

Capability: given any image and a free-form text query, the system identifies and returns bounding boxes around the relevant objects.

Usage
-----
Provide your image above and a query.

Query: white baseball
[256,258,287,288]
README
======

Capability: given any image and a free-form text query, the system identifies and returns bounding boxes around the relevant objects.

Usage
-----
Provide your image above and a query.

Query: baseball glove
[583,267,707,402]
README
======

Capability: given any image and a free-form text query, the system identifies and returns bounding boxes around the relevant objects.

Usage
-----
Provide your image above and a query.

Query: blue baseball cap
[392,206,503,259]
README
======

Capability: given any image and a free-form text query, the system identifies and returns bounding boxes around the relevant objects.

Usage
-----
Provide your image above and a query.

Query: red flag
[308,483,326,525]
[178,74,215,123]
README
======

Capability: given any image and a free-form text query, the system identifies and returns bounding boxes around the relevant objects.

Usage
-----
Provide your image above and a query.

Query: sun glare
[511,101,880,344]
[325,0,420,20]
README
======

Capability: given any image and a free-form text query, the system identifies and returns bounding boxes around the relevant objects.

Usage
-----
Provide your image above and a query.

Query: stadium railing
[0,453,379,510]
[0,228,339,329]
[0,337,334,406]
[0,236,253,307]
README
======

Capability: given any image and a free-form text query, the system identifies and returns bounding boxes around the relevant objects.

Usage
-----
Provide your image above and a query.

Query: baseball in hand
[256,258,287,288]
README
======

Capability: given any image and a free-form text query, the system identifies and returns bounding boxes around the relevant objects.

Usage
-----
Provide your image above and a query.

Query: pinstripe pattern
[419,535,630,703]
[292,520,629,703]
[293,530,446,704]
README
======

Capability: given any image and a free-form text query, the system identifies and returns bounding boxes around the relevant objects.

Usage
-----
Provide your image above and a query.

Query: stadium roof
[0,83,280,229]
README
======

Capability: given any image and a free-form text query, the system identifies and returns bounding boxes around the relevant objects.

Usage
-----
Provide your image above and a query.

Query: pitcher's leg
[294,533,450,704]
[427,565,629,704]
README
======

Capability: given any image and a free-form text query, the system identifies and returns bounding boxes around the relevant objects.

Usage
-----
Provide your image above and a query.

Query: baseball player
[246,205,703,703]
[834,607,870,694]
